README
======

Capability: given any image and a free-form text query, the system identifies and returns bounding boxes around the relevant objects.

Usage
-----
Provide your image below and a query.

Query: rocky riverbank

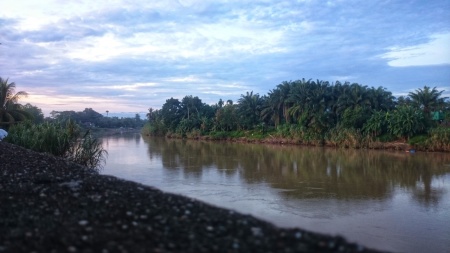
[0,141,384,253]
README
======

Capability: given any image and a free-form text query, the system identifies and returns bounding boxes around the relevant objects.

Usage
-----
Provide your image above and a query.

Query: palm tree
[408,86,446,114]
[261,91,281,127]
[0,77,30,129]
[237,91,264,129]
[276,81,293,124]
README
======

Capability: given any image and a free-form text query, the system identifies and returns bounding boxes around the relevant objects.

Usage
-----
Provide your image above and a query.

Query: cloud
[381,33,450,67]
[1,0,449,116]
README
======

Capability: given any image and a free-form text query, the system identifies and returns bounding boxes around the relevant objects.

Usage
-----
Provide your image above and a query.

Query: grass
[5,120,107,170]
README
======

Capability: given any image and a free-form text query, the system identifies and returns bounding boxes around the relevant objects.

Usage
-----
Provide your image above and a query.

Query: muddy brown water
[100,133,450,253]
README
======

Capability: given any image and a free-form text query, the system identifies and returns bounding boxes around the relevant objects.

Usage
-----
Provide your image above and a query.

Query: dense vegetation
[143,79,450,151]
[0,77,32,129]
[1,77,108,169]
[6,120,107,169]
[49,108,145,129]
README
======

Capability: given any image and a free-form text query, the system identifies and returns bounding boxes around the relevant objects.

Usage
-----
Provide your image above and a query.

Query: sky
[1,0,449,117]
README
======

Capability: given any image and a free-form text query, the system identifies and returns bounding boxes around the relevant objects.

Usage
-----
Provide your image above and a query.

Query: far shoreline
[141,133,425,153]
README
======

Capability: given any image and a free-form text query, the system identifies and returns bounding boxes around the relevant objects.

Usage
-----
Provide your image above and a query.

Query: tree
[80,108,103,123]
[160,98,182,132]
[396,96,412,107]
[0,77,30,129]
[387,106,425,140]
[180,95,202,120]
[368,86,395,111]
[237,91,264,129]
[135,113,141,122]
[214,103,238,131]
[261,92,281,127]
[147,108,155,121]
[22,103,45,124]
[363,110,388,137]
[217,98,224,108]
[276,81,293,124]
[408,86,446,114]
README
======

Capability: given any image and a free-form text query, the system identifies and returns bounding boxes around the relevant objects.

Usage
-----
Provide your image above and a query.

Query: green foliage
[375,133,396,142]
[408,135,428,148]
[141,120,166,136]
[6,121,77,156]
[22,103,45,124]
[209,131,228,140]
[214,104,238,131]
[51,108,145,129]
[5,120,107,169]
[408,86,446,114]
[186,129,202,139]
[0,77,31,129]
[363,110,388,137]
[426,127,450,151]
[66,131,108,169]
[387,106,425,140]
[228,131,245,138]
[141,80,448,151]
[326,126,364,148]
[237,91,265,129]
[340,106,370,129]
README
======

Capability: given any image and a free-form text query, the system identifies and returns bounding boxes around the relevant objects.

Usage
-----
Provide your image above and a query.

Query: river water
[100,133,450,253]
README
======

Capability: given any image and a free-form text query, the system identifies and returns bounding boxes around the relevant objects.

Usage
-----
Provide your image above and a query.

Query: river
[100,133,450,253]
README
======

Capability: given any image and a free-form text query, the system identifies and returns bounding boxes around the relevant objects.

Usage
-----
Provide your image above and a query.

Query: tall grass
[326,126,364,148]
[66,131,107,169]
[5,120,107,170]
[426,127,450,151]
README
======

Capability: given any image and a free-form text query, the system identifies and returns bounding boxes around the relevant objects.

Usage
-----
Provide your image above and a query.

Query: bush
[408,135,428,147]
[5,120,107,170]
[141,121,166,136]
[326,126,363,148]
[426,127,450,151]
[209,131,228,140]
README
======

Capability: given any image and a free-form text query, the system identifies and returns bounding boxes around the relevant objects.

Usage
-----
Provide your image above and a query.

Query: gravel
[0,141,384,253]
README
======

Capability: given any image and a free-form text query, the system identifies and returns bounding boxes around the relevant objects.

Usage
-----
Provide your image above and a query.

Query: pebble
[78,220,89,226]
[0,141,379,253]
[251,227,263,237]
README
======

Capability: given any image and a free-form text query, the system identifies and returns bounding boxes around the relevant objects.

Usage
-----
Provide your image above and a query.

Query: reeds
[66,130,107,170]
[426,127,450,151]
[5,120,107,170]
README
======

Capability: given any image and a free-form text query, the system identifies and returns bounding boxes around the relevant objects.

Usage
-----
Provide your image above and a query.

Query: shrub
[5,120,107,170]
[408,135,428,148]
[426,127,450,151]
[326,126,363,148]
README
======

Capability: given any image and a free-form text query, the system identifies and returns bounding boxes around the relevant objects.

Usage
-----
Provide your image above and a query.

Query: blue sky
[1,0,449,117]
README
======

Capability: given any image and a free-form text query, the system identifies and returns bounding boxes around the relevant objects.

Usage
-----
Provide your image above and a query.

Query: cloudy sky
[1,0,449,117]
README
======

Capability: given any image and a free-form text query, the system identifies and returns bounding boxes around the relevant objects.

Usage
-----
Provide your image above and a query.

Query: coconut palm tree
[0,77,30,129]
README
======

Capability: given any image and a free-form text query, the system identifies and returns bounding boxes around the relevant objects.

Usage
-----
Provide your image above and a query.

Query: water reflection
[144,137,450,208]
[102,135,450,253]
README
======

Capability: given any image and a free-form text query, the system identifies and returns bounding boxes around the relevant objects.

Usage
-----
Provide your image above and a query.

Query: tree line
[144,79,449,150]
[49,108,145,129]
[1,77,145,129]
[1,77,108,169]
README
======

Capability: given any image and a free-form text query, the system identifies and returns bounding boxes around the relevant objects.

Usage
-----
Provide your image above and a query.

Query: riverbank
[88,127,141,137]
[0,141,383,253]
[202,136,414,151]
[151,133,415,152]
